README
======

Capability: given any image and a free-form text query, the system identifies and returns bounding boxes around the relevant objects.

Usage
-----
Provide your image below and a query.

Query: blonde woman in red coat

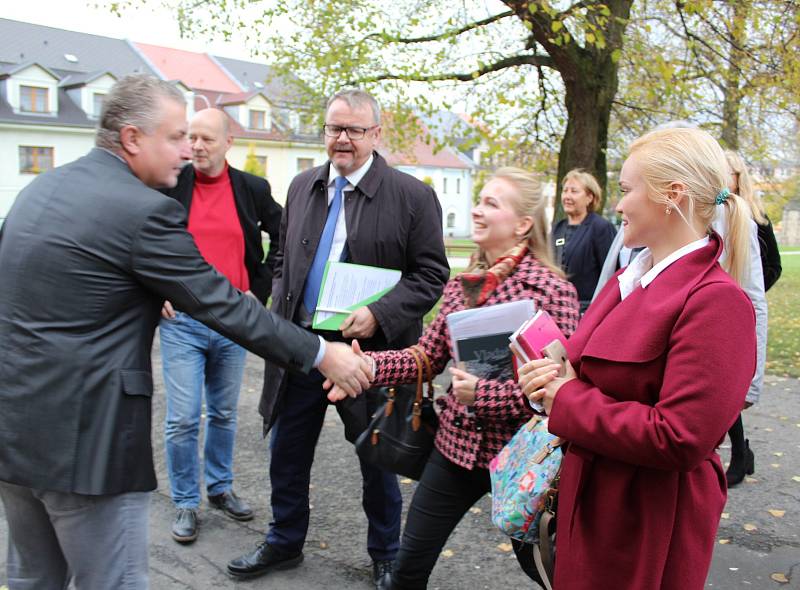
[519,128,757,590]
[329,168,579,589]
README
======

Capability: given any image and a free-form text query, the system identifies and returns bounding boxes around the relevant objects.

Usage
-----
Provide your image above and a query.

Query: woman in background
[551,169,616,313]
[723,150,781,486]
[520,128,757,590]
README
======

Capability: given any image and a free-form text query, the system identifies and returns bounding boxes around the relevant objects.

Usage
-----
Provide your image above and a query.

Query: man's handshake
[317,339,373,400]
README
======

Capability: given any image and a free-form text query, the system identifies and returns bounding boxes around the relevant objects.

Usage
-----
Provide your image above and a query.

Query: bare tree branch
[362,10,514,44]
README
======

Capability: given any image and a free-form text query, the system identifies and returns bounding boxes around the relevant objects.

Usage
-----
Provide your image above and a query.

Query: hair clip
[715,188,730,205]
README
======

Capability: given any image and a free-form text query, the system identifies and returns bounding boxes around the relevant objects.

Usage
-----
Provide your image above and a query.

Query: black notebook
[455,331,515,382]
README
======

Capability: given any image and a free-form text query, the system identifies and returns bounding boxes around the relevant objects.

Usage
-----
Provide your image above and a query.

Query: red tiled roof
[134,42,241,93]
[381,137,471,170]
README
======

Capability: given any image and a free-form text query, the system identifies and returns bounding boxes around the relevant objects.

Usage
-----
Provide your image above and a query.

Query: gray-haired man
[0,75,371,589]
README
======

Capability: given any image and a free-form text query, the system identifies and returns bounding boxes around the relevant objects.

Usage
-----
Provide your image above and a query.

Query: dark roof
[0,86,94,129]
[0,61,59,79]
[212,55,310,107]
[59,70,116,88]
[0,18,154,78]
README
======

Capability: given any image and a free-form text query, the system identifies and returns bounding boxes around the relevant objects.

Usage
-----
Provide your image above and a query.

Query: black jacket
[757,218,781,291]
[0,149,318,495]
[552,212,616,311]
[161,164,282,304]
[260,152,450,429]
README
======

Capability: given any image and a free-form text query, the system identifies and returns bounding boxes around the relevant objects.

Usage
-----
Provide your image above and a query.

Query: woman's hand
[324,340,374,402]
[449,366,479,406]
[517,357,576,414]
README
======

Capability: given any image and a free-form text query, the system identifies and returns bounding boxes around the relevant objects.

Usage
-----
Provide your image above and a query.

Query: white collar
[617,236,709,300]
[328,154,373,189]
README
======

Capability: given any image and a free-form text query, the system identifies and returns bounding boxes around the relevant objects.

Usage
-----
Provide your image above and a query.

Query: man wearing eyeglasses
[228,89,449,589]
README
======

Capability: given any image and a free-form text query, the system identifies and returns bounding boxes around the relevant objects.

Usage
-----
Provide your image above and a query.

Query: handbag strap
[409,344,435,402]
[406,346,425,431]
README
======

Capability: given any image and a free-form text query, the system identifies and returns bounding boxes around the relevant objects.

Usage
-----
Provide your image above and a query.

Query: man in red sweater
[159,107,282,543]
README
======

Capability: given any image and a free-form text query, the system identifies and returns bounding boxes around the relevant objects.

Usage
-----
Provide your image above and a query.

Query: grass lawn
[766,249,800,377]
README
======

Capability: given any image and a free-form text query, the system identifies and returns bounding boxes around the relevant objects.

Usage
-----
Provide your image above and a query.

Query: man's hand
[318,340,373,399]
[340,306,378,339]
[161,300,176,319]
[449,366,479,406]
[325,340,374,403]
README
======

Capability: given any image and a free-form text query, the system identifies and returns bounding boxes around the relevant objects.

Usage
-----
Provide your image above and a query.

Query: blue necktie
[303,176,348,314]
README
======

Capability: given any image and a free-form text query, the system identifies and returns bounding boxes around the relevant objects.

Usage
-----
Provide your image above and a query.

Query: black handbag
[355,346,438,480]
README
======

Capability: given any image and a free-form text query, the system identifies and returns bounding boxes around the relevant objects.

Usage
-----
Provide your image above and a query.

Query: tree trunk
[552,56,619,221]
[720,1,748,151]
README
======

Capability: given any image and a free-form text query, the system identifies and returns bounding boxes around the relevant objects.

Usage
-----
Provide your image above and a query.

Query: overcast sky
[1,1,254,59]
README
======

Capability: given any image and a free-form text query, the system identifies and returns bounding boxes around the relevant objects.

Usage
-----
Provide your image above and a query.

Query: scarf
[460,243,528,308]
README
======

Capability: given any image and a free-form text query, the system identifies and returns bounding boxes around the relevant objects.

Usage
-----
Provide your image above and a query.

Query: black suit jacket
[0,149,319,495]
[161,164,282,304]
[552,212,616,311]
[259,152,450,429]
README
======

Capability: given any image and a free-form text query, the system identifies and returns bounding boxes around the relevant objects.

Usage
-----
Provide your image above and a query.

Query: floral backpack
[489,414,563,588]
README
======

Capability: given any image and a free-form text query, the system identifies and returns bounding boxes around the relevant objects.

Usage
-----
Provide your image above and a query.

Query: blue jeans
[160,312,247,509]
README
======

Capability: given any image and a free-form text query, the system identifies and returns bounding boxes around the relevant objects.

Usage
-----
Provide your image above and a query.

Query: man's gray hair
[96,74,185,151]
[326,89,381,125]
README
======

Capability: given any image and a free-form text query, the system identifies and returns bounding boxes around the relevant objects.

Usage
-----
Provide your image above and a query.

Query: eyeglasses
[322,124,379,140]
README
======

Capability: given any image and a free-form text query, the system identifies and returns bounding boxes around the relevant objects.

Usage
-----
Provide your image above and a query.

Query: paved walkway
[1,347,798,589]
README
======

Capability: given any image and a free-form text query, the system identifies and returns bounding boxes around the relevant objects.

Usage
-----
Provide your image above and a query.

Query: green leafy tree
[242,142,266,177]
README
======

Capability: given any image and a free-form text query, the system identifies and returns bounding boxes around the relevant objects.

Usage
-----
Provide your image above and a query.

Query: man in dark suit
[227,89,449,589]
[158,108,283,543]
[0,74,370,590]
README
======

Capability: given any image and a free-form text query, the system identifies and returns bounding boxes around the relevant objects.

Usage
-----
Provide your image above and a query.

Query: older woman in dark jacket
[552,169,616,313]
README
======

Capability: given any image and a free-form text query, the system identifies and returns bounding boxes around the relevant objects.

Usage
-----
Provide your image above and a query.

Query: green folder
[311,261,401,331]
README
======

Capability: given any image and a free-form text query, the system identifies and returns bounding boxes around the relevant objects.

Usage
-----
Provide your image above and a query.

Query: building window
[250,109,267,129]
[456,178,461,194]
[92,93,105,118]
[19,146,54,174]
[297,158,314,172]
[20,86,49,113]
[256,156,268,177]
[443,178,448,194]
[446,212,456,228]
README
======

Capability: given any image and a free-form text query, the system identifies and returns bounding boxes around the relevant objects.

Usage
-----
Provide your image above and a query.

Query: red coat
[372,253,579,469]
[548,236,756,590]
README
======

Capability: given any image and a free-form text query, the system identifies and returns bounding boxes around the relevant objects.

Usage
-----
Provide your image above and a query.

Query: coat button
[302,238,309,245]
[453,417,463,428]
[285,292,293,302]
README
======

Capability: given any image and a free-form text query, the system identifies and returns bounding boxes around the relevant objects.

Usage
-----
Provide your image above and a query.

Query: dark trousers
[266,369,402,561]
[391,448,491,589]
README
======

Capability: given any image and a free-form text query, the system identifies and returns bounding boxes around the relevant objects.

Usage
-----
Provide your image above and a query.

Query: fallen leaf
[441,549,454,558]
[792,476,800,483]
[771,463,781,468]
[497,543,513,552]
[401,478,413,484]
[721,512,730,519]
[319,541,328,549]
[745,477,758,483]
[729,567,738,571]
[774,452,784,457]
[768,509,786,518]
[770,572,789,584]
[743,523,758,531]
[718,539,730,544]
[765,427,774,432]
[469,507,482,514]
[779,416,788,421]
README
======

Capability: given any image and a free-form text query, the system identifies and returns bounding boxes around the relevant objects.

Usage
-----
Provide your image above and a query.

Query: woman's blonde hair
[628,128,751,284]
[470,167,564,277]
[563,168,602,213]
[725,150,767,225]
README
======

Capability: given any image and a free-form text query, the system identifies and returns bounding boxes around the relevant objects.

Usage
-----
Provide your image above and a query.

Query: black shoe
[373,559,393,590]
[227,542,304,579]
[208,489,254,521]
[726,439,755,487]
[172,508,198,544]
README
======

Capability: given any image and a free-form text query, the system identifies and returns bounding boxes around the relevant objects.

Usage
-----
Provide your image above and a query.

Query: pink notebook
[509,310,567,363]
